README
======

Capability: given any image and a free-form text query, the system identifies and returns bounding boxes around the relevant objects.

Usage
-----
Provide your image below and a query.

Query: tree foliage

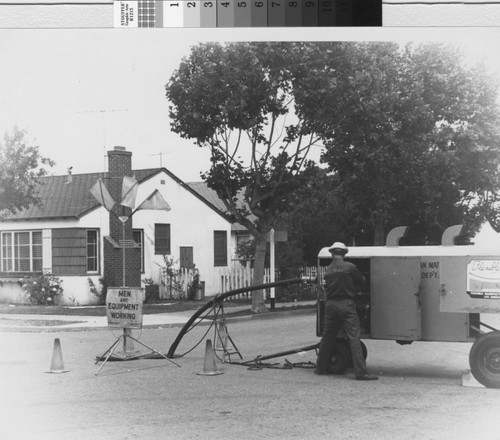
[274,168,356,264]
[166,42,322,312]
[0,128,54,215]
[293,42,500,245]
[166,41,500,307]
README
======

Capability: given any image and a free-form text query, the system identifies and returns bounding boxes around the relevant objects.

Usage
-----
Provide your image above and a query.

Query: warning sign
[467,260,500,299]
[106,287,144,328]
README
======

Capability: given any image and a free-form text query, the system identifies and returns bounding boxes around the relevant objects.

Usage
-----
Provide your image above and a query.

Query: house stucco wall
[133,171,233,296]
[0,208,109,305]
[0,163,246,304]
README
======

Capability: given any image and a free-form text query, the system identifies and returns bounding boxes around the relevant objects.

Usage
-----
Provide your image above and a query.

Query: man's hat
[328,242,348,254]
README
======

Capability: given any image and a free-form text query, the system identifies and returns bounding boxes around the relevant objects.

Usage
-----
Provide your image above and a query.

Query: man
[315,242,378,381]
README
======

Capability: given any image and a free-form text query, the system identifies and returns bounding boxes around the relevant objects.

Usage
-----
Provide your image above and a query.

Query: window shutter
[154,224,171,255]
[214,231,227,267]
[52,228,87,275]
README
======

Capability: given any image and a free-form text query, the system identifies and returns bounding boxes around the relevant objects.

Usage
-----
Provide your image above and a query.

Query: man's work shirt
[324,258,365,301]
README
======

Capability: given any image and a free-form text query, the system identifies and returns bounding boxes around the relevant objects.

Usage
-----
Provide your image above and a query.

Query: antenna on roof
[77,108,129,172]
[150,152,169,167]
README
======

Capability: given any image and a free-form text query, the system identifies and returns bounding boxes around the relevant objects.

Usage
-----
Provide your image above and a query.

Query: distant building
[0,146,251,305]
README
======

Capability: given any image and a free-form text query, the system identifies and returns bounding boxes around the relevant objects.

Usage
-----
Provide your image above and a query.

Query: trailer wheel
[337,338,368,365]
[328,341,351,374]
[360,340,368,360]
[469,332,500,389]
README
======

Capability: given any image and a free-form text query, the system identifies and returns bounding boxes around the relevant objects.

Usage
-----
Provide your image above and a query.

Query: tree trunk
[251,234,268,313]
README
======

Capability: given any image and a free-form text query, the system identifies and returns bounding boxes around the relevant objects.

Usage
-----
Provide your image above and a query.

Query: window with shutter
[154,224,171,255]
[214,231,227,267]
[52,228,88,275]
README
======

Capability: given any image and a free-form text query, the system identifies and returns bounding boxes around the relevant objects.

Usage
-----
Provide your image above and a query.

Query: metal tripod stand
[95,327,181,375]
[213,304,243,363]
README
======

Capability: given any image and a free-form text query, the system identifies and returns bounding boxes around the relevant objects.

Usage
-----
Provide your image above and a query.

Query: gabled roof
[187,181,227,214]
[187,182,255,231]
[0,168,247,228]
[0,172,107,221]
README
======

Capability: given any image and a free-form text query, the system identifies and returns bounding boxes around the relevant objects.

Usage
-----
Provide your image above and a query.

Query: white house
[0,146,250,305]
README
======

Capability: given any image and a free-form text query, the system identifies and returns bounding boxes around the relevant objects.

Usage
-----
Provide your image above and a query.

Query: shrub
[88,277,107,305]
[187,267,200,300]
[21,272,63,305]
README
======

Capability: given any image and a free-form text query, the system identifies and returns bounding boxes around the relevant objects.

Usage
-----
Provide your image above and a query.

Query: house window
[52,228,90,276]
[133,229,144,273]
[179,246,194,269]
[154,223,170,255]
[1,230,42,272]
[236,234,252,247]
[214,231,227,267]
[86,229,99,273]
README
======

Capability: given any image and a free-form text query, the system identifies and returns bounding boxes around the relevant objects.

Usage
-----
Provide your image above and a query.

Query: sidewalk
[0,301,317,332]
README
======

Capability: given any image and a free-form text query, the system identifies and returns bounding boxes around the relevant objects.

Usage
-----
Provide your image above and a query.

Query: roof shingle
[0,168,248,227]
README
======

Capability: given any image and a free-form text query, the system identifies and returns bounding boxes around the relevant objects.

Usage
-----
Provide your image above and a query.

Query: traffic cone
[197,339,223,376]
[46,338,69,374]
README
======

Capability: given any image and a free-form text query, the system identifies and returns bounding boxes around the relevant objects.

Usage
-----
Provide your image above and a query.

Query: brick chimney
[103,146,141,288]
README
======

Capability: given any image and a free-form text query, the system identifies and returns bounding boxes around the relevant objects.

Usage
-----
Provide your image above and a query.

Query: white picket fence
[159,267,199,300]
[158,265,321,300]
[218,266,272,300]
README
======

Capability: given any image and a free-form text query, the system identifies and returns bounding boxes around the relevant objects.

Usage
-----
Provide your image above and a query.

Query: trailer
[316,225,500,388]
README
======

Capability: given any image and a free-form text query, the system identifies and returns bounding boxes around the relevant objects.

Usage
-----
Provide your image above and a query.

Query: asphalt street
[1,312,500,440]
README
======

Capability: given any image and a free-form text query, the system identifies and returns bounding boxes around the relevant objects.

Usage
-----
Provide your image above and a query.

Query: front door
[370,257,421,340]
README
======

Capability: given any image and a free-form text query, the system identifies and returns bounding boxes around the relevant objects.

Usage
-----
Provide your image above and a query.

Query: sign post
[106,287,143,329]
[92,177,180,374]
[266,229,288,310]
[270,229,275,310]
[96,286,180,374]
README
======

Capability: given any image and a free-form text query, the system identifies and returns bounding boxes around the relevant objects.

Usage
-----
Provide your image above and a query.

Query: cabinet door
[370,257,421,340]
[440,256,500,313]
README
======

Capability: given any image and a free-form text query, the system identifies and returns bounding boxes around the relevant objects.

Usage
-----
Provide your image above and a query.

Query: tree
[0,128,54,215]
[293,42,500,244]
[274,167,357,264]
[166,42,322,312]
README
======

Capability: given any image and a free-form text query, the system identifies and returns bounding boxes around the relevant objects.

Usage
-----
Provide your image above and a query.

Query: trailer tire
[337,338,368,365]
[328,341,351,374]
[360,340,368,360]
[469,332,500,389]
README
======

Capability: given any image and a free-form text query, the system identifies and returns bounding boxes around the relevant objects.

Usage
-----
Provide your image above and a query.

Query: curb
[0,306,316,333]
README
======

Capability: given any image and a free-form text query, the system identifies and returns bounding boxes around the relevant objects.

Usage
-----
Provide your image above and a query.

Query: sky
[1,26,500,243]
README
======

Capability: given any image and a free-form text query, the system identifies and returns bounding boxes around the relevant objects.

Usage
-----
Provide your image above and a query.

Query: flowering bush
[21,272,64,305]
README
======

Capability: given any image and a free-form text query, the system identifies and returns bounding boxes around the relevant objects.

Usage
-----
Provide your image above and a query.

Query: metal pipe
[238,343,320,365]
[480,321,499,332]
[167,278,306,358]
